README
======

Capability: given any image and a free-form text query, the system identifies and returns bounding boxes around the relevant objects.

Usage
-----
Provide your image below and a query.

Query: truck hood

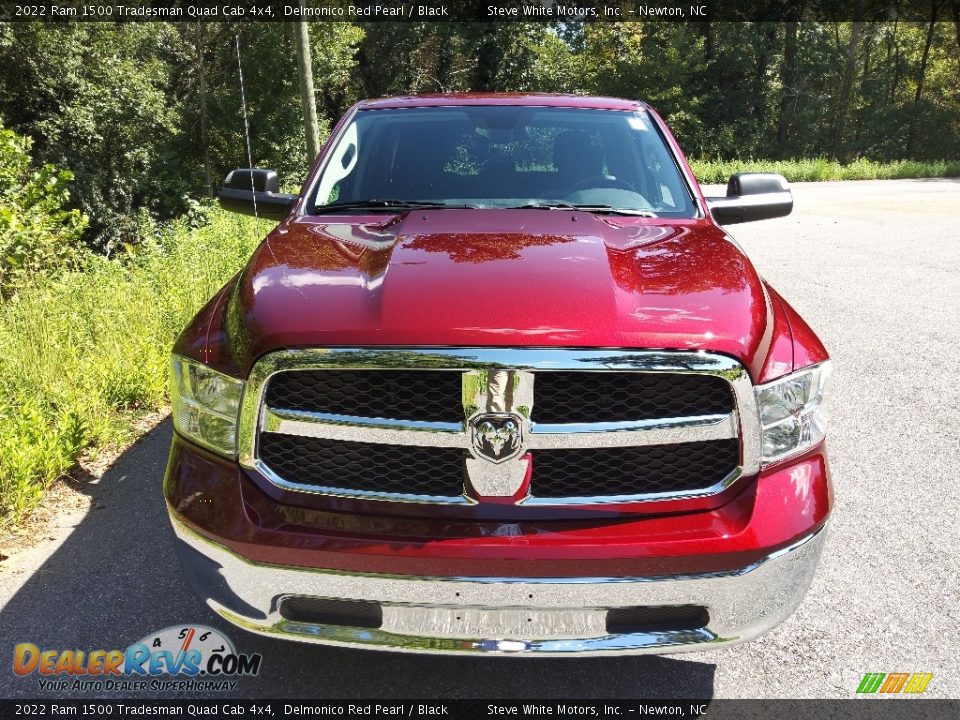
[225,210,772,376]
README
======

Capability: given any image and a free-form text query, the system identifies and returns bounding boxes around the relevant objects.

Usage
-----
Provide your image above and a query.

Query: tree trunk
[435,31,454,92]
[950,1,960,82]
[293,19,321,163]
[777,21,799,152]
[752,23,777,128]
[197,24,212,198]
[907,4,940,155]
[473,24,501,91]
[854,28,874,150]
[831,16,864,160]
[889,20,902,104]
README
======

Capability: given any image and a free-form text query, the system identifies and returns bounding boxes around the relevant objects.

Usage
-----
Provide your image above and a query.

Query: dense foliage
[0,19,958,249]
[0,124,88,296]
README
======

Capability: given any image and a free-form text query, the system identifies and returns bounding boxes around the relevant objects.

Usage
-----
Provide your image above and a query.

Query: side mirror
[218,168,297,220]
[705,173,792,225]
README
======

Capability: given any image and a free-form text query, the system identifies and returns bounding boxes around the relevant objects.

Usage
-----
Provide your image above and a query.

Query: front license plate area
[381,605,607,640]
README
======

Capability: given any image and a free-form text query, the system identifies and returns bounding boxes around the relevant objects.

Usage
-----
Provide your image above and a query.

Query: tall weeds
[0,211,261,528]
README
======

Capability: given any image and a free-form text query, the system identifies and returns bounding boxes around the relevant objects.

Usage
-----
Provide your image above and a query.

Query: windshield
[309,105,697,217]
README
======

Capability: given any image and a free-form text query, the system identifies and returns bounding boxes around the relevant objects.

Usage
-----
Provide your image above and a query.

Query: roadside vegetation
[0,125,261,528]
[690,158,960,184]
[0,210,261,528]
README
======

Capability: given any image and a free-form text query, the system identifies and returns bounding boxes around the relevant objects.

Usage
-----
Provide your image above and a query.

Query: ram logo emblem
[469,413,523,464]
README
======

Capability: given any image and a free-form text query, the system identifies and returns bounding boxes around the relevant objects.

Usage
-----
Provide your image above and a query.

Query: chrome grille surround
[237,348,761,506]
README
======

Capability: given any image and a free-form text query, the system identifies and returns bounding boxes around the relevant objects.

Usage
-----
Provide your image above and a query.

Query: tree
[952,2,960,66]
[777,20,800,153]
[831,18,865,159]
[0,23,178,251]
[294,19,321,163]
[906,4,941,154]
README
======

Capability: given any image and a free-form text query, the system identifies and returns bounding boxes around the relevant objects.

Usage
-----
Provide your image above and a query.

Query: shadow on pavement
[0,420,716,699]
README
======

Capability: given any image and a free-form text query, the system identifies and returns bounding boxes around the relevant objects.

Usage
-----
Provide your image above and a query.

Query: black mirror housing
[218,168,297,220]
[224,168,281,193]
[705,172,793,225]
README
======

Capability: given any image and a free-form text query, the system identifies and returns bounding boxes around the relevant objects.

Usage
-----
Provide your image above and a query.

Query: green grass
[689,157,960,184]
[0,210,262,530]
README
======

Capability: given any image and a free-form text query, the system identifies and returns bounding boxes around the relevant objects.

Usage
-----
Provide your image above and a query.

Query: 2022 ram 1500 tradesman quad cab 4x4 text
[165,94,831,656]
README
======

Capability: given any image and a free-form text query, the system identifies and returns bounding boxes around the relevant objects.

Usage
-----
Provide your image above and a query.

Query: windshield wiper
[312,199,477,213]
[507,203,658,217]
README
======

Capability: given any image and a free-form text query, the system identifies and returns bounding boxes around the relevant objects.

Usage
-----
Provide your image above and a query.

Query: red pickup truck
[165,94,831,656]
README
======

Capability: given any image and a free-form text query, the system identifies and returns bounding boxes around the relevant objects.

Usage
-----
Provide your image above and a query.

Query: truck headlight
[170,355,244,456]
[755,361,831,465]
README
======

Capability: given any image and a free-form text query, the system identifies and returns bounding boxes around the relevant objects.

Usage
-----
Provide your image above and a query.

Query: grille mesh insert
[265,370,464,423]
[531,439,739,498]
[531,372,733,425]
[258,435,738,501]
[259,433,465,497]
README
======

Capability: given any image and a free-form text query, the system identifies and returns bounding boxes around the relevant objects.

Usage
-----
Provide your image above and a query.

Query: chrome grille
[238,348,760,506]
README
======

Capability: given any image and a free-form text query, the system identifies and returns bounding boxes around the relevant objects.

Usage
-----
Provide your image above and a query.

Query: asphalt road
[1,180,958,700]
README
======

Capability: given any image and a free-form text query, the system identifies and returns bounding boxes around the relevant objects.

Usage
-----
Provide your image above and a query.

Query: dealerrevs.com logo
[13,625,262,692]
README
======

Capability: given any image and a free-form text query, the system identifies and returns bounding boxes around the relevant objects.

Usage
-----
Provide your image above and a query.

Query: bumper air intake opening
[605,605,709,634]
[279,596,383,629]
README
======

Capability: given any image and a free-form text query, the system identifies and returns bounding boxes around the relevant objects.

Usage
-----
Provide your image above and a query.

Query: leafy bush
[0,209,262,529]
[0,125,87,297]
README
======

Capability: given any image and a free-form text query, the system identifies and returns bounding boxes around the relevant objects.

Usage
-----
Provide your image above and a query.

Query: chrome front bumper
[170,514,827,656]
